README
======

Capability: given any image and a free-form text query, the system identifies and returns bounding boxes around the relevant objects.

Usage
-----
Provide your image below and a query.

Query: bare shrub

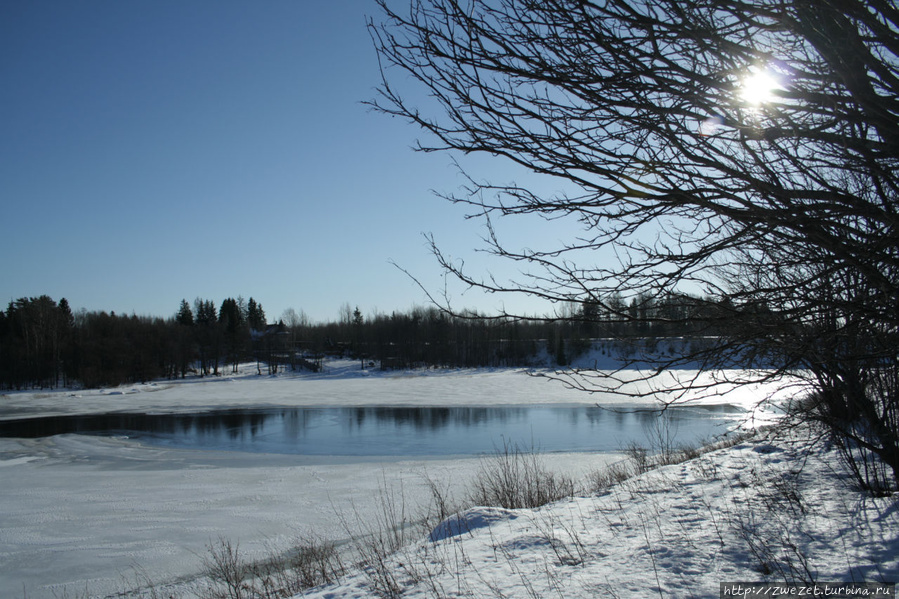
[201,537,250,599]
[643,412,680,462]
[287,534,344,591]
[588,429,753,496]
[733,503,817,583]
[419,471,469,539]
[200,534,344,599]
[336,476,414,599]
[586,460,632,494]
[794,378,899,496]
[624,442,651,476]
[467,439,576,510]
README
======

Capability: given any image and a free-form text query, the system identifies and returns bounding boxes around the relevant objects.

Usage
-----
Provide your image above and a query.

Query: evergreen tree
[194,298,218,376]
[351,306,365,360]
[247,298,266,332]
[218,298,243,332]
[175,299,195,378]
[219,298,247,373]
[176,299,194,326]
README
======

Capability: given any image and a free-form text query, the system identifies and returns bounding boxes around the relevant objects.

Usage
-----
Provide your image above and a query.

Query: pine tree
[193,298,218,376]
[247,298,266,332]
[219,298,247,374]
[174,299,195,378]
[176,299,194,327]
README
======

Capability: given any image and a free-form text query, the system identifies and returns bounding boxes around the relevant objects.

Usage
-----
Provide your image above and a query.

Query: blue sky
[1,1,572,323]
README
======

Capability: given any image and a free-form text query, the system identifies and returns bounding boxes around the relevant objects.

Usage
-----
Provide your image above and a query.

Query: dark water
[0,405,743,456]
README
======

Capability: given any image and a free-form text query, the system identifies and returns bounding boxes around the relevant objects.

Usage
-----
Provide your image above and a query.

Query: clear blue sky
[1,1,571,323]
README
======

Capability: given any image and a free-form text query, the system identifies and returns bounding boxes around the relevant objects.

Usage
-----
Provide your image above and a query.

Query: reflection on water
[0,405,743,456]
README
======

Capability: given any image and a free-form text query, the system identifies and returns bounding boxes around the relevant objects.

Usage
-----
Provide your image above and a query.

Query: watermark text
[720,583,895,598]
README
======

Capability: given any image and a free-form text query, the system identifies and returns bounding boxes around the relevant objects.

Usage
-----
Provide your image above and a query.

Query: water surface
[0,405,742,456]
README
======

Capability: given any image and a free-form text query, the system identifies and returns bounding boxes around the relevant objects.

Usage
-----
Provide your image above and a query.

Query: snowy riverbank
[301,426,899,598]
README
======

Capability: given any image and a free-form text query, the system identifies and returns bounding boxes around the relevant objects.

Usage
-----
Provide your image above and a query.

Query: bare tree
[280,307,309,330]
[369,0,899,487]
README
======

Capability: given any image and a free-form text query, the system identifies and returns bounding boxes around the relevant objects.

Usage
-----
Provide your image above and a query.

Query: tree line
[0,296,266,389]
[319,293,738,371]
[1,292,733,390]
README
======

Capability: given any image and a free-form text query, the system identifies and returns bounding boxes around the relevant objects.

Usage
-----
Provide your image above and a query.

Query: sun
[739,67,782,105]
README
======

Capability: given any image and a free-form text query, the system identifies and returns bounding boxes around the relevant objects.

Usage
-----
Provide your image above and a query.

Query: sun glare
[740,68,782,105]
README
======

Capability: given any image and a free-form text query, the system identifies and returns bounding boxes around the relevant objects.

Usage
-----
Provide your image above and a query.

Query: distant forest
[0,294,727,390]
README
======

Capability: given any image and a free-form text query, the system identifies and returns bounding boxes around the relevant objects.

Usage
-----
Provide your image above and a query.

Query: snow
[2,358,889,599]
[301,429,899,599]
[0,358,793,421]
[427,506,523,543]
[1,360,631,598]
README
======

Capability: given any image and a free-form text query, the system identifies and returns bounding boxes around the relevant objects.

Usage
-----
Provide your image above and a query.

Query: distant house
[251,321,296,374]
[251,321,288,340]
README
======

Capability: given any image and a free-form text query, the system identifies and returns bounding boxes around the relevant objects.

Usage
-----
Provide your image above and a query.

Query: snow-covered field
[2,359,892,598]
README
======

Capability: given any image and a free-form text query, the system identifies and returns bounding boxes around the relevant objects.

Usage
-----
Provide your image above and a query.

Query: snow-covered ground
[2,358,875,599]
[302,427,899,598]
